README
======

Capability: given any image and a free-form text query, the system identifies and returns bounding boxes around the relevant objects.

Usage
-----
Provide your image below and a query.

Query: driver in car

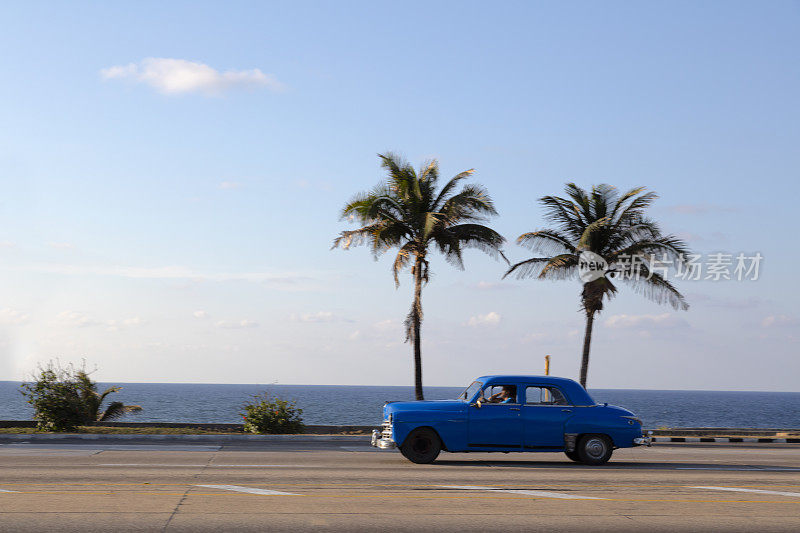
[487,385,516,403]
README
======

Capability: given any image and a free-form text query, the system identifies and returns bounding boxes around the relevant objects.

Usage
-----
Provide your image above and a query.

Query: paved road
[1,439,798,532]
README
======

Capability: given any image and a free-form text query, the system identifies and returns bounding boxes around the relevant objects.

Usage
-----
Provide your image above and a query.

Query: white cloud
[292,311,337,323]
[761,315,799,328]
[467,311,501,327]
[0,241,15,248]
[219,181,242,190]
[193,310,208,319]
[0,308,30,325]
[373,319,396,331]
[215,319,259,329]
[55,311,98,328]
[604,313,686,329]
[100,58,285,96]
[348,331,361,341]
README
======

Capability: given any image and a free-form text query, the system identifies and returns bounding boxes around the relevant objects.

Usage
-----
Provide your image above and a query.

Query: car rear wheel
[564,450,581,462]
[576,434,613,465]
[400,427,441,464]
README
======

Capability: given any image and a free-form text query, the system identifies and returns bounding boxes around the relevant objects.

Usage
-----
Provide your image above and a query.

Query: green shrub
[20,361,142,432]
[241,393,303,434]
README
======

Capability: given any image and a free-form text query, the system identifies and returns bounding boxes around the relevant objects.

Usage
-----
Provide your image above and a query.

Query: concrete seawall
[1,420,799,442]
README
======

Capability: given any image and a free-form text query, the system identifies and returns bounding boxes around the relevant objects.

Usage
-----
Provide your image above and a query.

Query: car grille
[381,420,392,440]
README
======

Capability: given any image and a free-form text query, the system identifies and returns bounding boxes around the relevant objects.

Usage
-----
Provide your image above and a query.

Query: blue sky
[0,1,798,390]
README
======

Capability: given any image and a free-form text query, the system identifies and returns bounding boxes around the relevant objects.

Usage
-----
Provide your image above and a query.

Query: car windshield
[458,381,483,401]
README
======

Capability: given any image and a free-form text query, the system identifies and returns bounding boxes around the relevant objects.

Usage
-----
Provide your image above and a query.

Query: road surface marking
[690,486,800,498]
[98,463,310,468]
[440,485,606,500]
[195,484,301,496]
[2,444,220,452]
[678,467,800,471]
[0,489,19,493]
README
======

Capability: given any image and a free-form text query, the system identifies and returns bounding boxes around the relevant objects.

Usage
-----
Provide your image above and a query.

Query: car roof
[474,375,595,405]
[476,375,577,385]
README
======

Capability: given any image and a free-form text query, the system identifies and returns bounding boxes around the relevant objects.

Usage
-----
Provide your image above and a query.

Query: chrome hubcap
[585,438,606,458]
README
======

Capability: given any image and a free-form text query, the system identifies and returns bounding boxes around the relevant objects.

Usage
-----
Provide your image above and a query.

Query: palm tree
[333,153,506,400]
[75,370,142,422]
[504,183,690,388]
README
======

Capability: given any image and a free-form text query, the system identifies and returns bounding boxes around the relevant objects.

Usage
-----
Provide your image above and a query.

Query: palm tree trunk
[413,256,424,401]
[579,311,595,388]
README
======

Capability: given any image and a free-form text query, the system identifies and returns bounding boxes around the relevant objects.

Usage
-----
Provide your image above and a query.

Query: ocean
[1,381,799,428]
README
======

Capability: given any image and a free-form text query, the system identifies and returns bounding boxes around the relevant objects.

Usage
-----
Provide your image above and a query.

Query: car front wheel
[400,427,441,464]
[576,434,613,465]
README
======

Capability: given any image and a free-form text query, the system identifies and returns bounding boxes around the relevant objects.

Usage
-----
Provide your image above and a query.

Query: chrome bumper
[371,429,396,449]
[633,431,653,447]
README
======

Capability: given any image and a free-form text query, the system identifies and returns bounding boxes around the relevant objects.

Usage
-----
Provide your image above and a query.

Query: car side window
[481,385,519,404]
[525,386,568,406]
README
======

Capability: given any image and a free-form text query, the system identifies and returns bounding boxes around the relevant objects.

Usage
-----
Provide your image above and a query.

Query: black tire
[400,427,442,464]
[576,434,613,465]
[564,450,581,462]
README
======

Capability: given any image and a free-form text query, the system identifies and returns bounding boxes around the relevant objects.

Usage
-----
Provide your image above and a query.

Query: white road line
[678,467,800,472]
[0,489,19,493]
[211,464,310,467]
[100,464,206,467]
[195,484,301,496]
[98,463,309,467]
[441,485,606,500]
[690,486,800,498]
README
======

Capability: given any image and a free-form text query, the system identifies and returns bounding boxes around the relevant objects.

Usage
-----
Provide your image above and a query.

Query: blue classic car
[371,375,651,464]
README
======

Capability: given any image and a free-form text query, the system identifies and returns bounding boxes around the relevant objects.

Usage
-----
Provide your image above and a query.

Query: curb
[0,433,367,442]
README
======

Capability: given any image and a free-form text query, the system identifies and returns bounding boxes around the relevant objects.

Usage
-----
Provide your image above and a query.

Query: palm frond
[438,223,506,264]
[504,255,577,280]
[564,183,593,222]
[590,184,617,220]
[432,170,474,211]
[441,184,497,222]
[331,224,384,251]
[97,386,122,405]
[608,186,647,222]
[392,242,416,287]
[539,195,586,240]
[603,218,662,253]
[613,190,659,226]
[98,401,143,422]
[619,266,689,311]
[418,159,439,185]
[608,235,690,263]
[539,253,579,280]
[516,229,577,256]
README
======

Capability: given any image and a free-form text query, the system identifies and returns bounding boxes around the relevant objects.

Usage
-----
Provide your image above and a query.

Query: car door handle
[561,409,572,413]
[509,407,520,411]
